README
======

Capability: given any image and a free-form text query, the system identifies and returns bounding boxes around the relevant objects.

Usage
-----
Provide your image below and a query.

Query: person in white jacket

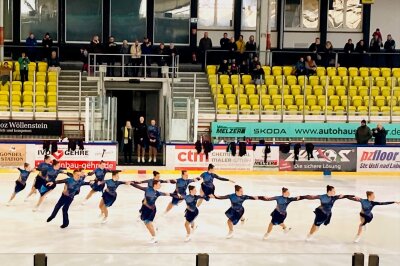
[130,40,142,77]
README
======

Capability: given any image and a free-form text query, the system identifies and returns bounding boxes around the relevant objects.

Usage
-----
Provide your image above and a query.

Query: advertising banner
[357,147,400,172]
[31,144,117,170]
[211,122,400,139]
[253,146,279,169]
[0,144,26,167]
[279,146,357,172]
[0,120,63,136]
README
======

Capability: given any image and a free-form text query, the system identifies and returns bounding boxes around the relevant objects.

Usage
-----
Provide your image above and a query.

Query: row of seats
[211,84,400,98]
[0,101,56,112]
[216,94,400,108]
[3,61,49,72]
[217,104,400,116]
[13,71,57,83]
[3,81,58,93]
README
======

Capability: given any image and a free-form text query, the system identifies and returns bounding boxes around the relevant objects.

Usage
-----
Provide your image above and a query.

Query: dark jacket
[369,38,381,52]
[355,42,368,53]
[344,43,354,53]
[89,41,103,54]
[356,125,372,144]
[384,40,396,52]
[245,41,257,52]
[199,37,212,52]
[48,57,60,67]
[218,62,229,74]
[309,42,322,53]
[42,38,53,49]
[220,38,230,50]
[372,127,387,145]
[141,42,153,55]
[155,46,168,65]
[135,123,148,146]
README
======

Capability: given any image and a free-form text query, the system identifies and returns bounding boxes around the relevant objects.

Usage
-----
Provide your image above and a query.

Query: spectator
[105,36,119,77]
[294,57,306,76]
[220,33,230,50]
[355,119,372,145]
[42,32,53,61]
[355,40,368,67]
[89,35,103,67]
[141,37,153,77]
[147,119,160,163]
[305,55,317,76]
[309,37,322,63]
[239,60,249,75]
[322,41,334,67]
[370,34,381,52]
[230,62,238,75]
[135,116,148,163]
[130,40,142,77]
[236,35,245,62]
[48,51,61,73]
[373,28,383,44]
[80,48,88,72]
[217,59,229,74]
[26,33,37,61]
[155,43,168,78]
[245,35,257,60]
[252,64,265,85]
[227,37,237,62]
[167,43,178,70]
[120,40,130,77]
[0,62,11,85]
[199,32,212,71]
[355,40,367,53]
[343,39,354,67]
[121,120,133,164]
[249,56,261,75]
[18,52,30,83]
[384,34,396,67]
[372,123,387,146]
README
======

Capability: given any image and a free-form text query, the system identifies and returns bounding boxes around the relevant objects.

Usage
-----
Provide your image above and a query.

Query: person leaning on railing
[130,40,142,77]
[141,37,153,77]
[120,40,130,77]
[355,120,372,145]
[372,124,387,146]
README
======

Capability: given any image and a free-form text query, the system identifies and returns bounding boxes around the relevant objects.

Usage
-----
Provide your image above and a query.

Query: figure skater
[81,161,114,204]
[7,163,34,206]
[25,155,52,200]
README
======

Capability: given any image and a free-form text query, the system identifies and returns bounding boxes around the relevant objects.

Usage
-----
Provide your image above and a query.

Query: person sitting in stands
[294,57,306,76]
[218,59,229,75]
[305,55,317,76]
[239,60,249,75]
[252,64,265,85]
[230,62,238,75]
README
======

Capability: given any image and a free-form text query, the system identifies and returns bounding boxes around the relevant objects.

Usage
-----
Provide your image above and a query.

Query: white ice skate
[141,157,145,163]
[283,227,292,234]
[32,206,39,212]
[184,235,191,242]
[81,200,87,206]
[101,217,108,224]
[148,237,158,244]
[305,234,314,242]
[226,231,234,239]
[354,235,361,243]
[153,157,157,163]
[148,157,152,163]
[263,233,270,240]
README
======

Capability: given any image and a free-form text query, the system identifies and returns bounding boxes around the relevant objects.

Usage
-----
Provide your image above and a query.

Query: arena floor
[1,171,399,266]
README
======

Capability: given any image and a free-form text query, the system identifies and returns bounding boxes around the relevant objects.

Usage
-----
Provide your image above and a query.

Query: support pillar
[256,0,270,65]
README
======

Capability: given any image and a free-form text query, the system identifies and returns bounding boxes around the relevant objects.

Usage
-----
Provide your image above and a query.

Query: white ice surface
[0,173,399,266]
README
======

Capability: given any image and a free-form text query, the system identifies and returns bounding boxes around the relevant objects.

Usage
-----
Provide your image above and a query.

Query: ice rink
[0,171,399,266]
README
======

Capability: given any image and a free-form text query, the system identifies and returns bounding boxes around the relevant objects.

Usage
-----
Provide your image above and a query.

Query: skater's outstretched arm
[130,182,146,191]
[372,201,398,206]
[259,196,277,201]
[213,195,230,200]
[214,174,235,183]
[348,196,361,202]
[337,194,356,200]
[302,195,321,200]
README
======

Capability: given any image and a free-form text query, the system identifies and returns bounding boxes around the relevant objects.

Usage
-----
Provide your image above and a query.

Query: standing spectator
[167,43,178,72]
[121,121,133,164]
[294,57,306,76]
[26,33,38,61]
[309,37,322,63]
[373,28,383,44]
[252,64,265,85]
[355,40,368,67]
[305,55,317,76]
[155,43,168,78]
[384,34,396,67]
[322,41,334,67]
[370,34,382,67]
[18,52,30,83]
[130,40,142,77]
[235,35,245,63]
[220,33,230,50]
[343,39,354,67]
[89,35,103,68]
[227,37,237,63]
[42,33,53,61]
[245,35,257,60]
[48,51,61,73]
[199,32,212,71]
[135,116,147,163]
[105,36,119,77]
[141,37,153,77]
[147,119,160,163]
[372,124,387,146]
[120,40,130,77]
[355,120,372,145]
[80,48,88,72]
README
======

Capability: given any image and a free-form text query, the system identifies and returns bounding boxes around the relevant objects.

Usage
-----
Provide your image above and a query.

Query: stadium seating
[208,65,400,116]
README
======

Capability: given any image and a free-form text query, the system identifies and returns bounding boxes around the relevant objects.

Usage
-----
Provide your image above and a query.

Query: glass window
[285,0,319,29]
[269,0,277,30]
[110,0,147,41]
[241,0,257,29]
[20,0,58,41]
[66,0,102,42]
[328,0,362,30]
[4,0,12,40]
[154,0,190,44]
[198,0,234,28]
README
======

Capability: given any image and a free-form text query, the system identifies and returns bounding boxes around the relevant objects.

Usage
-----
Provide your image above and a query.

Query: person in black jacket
[372,124,387,146]
[355,120,372,145]
[343,39,354,67]
[199,32,213,71]
[135,116,148,163]
[384,34,396,67]
[155,43,168,77]
[106,36,119,77]
[89,35,103,65]
[220,33,230,50]
[355,40,368,67]
[42,33,53,61]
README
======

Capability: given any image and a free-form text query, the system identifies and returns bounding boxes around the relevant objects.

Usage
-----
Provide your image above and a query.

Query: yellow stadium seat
[265,75,275,86]
[268,85,279,95]
[394,87,400,97]
[263,105,275,113]
[256,85,267,95]
[38,62,48,72]
[298,105,309,112]
[35,92,46,102]
[310,105,321,115]
[359,67,369,77]
[252,104,261,113]
[286,76,297,86]
[320,76,329,86]
[375,96,386,107]
[352,96,363,108]
[22,91,33,102]
[327,67,336,77]
[353,76,363,87]
[225,94,236,106]
[222,84,233,95]
[231,75,240,86]
[337,67,348,77]
[371,86,380,97]
[287,105,298,114]
[327,86,335,96]
[36,72,47,82]
[208,74,217,85]
[392,69,400,78]
[380,106,391,116]
[323,105,333,114]
[12,81,22,92]
[349,86,357,97]
[348,67,358,77]
[47,92,57,103]
[0,91,8,102]
[262,66,271,75]
[12,71,20,81]
[386,77,396,87]
[358,86,369,97]
[381,68,391,78]
[23,81,33,92]
[245,84,256,95]
[291,85,301,96]
[282,66,293,76]
[330,95,340,107]
[275,105,285,113]
[298,76,308,86]
[318,95,326,107]
[207,65,217,75]
[240,104,251,114]
[272,66,282,76]
[334,106,345,115]
[306,95,317,106]
[279,85,290,96]
[357,106,368,116]
[375,77,386,87]
[261,95,271,106]
[217,104,228,114]
[249,94,259,106]
[234,85,245,95]
[36,81,46,92]
[331,76,341,86]
[0,82,10,92]
[364,76,373,87]
[309,76,319,86]
[211,84,221,95]
[242,75,252,85]
[316,67,326,77]
[220,75,230,85]
[275,75,285,86]
[28,62,37,72]
[272,95,282,106]
[35,102,46,112]
[347,106,356,115]
[363,96,373,106]
[12,101,21,112]
[229,104,238,114]
[336,86,346,96]
[11,91,21,102]
[284,95,294,106]
[313,85,324,96]
[381,86,390,97]
[370,68,380,78]
[342,76,351,87]
[370,106,380,116]
[0,100,9,111]
[341,96,349,107]
[22,101,33,112]
[302,85,313,96]
[295,95,304,106]
[387,96,397,107]
[393,106,400,116]
[239,95,248,105]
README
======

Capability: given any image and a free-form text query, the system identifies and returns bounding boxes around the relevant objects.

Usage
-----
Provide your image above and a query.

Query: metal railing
[88,53,179,78]
[4,45,60,61]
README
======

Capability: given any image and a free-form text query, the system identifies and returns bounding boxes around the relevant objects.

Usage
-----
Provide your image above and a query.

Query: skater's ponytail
[153,171,160,177]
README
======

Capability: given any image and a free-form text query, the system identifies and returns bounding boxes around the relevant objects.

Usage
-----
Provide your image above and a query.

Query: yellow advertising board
[0,144,26,167]
[361,0,375,4]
